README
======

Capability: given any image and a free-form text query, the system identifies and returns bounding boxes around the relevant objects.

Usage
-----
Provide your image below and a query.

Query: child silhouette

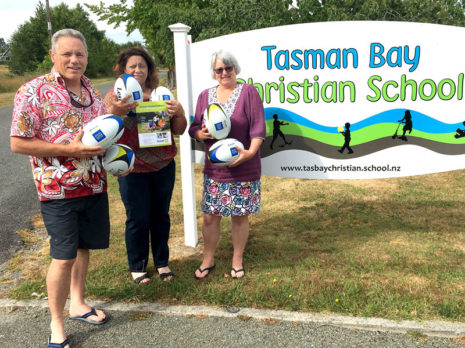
[398,110,413,141]
[270,114,292,150]
[338,122,354,154]
[455,121,465,139]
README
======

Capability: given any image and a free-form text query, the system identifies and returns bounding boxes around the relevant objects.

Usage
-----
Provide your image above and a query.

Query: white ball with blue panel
[114,73,143,103]
[203,103,231,140]
[150,86,174,101]
[208,138,244,166]
[81,114,124,149]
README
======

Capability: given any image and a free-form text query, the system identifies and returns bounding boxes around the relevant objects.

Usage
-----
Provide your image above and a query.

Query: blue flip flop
[69,307,108,325]
[47,336,69,347]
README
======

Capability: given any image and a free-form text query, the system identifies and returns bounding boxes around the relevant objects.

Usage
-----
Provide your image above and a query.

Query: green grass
[4,66,465,323]
[7,147,465,323]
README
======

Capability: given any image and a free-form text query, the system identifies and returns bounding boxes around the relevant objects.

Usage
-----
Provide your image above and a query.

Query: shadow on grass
[9,172,465,322]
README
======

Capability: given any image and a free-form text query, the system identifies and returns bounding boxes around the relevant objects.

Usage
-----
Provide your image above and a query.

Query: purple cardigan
[189,83,266,182]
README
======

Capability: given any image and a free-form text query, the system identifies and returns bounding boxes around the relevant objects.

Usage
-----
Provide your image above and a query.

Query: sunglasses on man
[67,80,94,109]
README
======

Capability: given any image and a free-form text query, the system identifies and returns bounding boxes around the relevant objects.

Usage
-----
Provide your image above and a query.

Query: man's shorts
[40,193,110,260]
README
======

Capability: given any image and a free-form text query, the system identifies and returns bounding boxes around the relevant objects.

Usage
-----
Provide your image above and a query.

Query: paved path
[0,104,38,265]
[0,83,113,265]
[1,299,465,347]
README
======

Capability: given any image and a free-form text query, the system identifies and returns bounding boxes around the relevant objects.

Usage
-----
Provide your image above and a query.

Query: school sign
[170,21,465,245]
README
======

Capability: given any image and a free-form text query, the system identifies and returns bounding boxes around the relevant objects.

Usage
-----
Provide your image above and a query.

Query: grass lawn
[4,140,465,323]
[2,65,465,323]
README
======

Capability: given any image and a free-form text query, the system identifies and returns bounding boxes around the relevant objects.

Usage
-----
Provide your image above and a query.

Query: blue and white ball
[81,114,124,149]
[150,86,174,101]
[103,144,135,175]
[208,138,244,166]
[204,103,231,140]
[114,73,143,103]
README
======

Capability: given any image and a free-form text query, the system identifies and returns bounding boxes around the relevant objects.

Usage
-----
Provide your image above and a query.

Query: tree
[8,1,121,76]
[88,0,210,86]
[88,0,296,86]
[89,0,465,85]
[294,0,465,25]
[8,2,49,75]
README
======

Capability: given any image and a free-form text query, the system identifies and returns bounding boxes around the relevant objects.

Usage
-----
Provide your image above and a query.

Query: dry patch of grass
[0,65,113,108]
[4,141,465,322]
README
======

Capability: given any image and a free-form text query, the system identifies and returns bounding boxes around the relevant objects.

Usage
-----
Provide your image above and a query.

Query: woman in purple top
[189,50,266,279]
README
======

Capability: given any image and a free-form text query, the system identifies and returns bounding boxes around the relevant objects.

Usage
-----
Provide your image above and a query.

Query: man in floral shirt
[10,29,135,348]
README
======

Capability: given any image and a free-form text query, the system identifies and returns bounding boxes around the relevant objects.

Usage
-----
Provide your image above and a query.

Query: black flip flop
[159,271,175,281]
[231,268,245,279]
[194,264,216,279]
[132,273,151,284]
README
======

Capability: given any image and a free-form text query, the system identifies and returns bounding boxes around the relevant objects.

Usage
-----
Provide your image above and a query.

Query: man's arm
[10,130,105,158]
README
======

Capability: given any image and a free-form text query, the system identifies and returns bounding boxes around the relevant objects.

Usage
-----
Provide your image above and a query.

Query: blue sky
[1,0,144,44]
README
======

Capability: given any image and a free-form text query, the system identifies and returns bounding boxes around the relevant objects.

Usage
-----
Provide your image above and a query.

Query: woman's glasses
[67,81,94,109]
[214,66,233,75]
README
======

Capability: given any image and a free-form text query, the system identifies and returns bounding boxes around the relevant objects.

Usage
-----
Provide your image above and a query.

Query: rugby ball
[103,144,135,175]
[150,86,174,101]
[208,138,244,166]
[114,73,143,103]
[81,114,124,149]
[203,103,231,140]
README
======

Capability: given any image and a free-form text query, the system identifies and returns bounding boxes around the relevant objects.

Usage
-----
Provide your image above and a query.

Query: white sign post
[169,23,197,247]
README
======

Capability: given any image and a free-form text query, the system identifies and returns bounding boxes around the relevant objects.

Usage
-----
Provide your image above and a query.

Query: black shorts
[40,193,110,260]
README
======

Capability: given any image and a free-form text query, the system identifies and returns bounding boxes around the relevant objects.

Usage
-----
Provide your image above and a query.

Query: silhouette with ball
[270,114,292,150]
[338,122,354,154]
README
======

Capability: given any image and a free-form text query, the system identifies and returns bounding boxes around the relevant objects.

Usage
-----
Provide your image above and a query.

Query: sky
[1,0,144,44]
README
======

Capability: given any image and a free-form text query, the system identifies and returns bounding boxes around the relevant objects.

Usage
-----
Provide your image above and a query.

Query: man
[10,29,135,348]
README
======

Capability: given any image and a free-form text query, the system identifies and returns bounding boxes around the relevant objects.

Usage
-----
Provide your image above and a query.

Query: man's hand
[69,130,106,158]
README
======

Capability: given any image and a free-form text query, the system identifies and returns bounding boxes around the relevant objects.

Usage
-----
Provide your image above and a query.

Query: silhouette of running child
[338,122,354,154]
[270,114,292,149]
[455,121,465,138]
[398,110,413,141]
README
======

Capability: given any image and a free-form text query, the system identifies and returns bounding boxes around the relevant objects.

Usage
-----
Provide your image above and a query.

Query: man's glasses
[67,81,94,109]
[214,66,233,75]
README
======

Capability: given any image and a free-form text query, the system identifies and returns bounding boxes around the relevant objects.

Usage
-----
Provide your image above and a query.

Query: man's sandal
[69,307,108,325]
[47,337,69,348]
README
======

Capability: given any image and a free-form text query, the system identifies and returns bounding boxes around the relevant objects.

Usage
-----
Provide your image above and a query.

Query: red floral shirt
[10,70,108,201]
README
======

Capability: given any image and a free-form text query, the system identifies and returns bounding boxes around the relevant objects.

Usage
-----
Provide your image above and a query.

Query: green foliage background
[7,2,136,77]
[5,0,465,77]
[88,0,465,69]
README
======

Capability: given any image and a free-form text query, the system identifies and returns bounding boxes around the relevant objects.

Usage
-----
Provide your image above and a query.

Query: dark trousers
[118,160,175,272]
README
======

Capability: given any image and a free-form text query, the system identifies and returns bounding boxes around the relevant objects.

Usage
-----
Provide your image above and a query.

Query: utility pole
[45,0,52,49]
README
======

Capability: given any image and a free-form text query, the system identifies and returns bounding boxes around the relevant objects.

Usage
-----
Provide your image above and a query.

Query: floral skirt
[201,175,261,217]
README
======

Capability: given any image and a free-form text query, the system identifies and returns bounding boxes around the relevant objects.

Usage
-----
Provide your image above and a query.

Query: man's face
[50,36,88,85]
